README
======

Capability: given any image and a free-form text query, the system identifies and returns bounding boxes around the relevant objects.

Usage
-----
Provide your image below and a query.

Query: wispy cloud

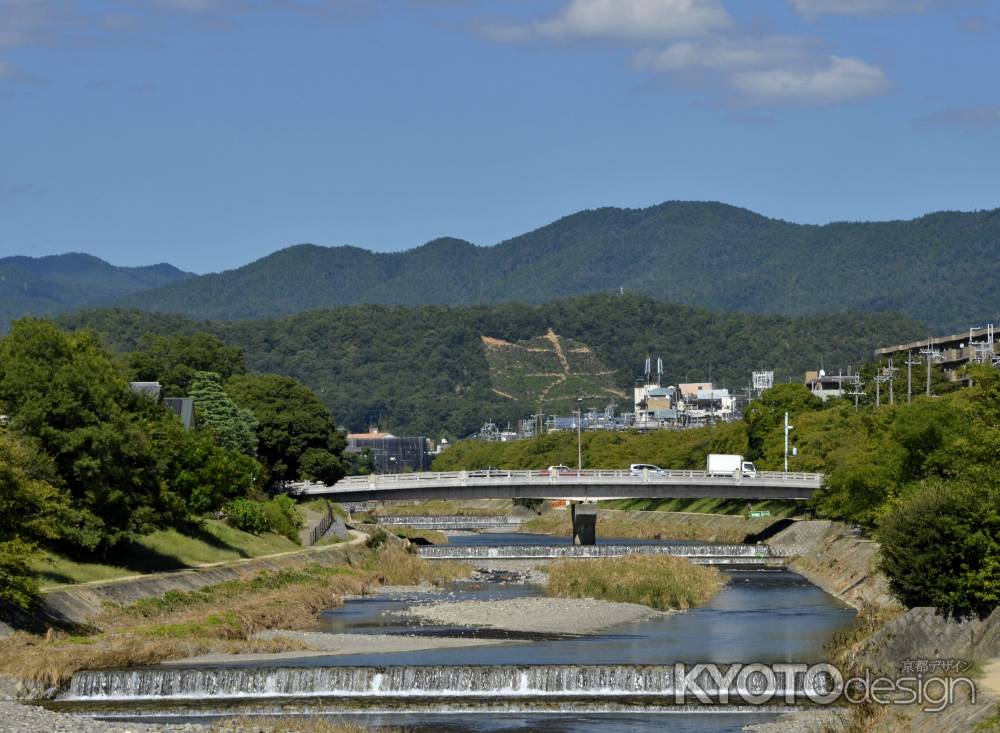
[480,0,732,43]
[917,106,1000,128]
[634,35,888,106]
[788,0,934,17]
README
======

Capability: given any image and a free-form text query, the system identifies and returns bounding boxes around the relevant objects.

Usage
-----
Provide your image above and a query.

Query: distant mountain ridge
[114,201,1000,331]
[0,253,193,328]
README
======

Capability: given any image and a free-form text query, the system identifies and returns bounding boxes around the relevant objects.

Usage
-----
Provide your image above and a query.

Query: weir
[375,515,524,530]
[417,543,784,566]
[63,664,802,702]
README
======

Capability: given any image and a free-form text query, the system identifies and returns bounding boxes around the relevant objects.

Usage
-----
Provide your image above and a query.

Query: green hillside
[115,202,1000,330]
[0,253,192,330]
[482,329,626,413]
[61,294,925,437]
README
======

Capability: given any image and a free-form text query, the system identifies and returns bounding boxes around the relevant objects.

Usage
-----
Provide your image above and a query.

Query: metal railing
[332,468,822,485]
[307,501,336,546]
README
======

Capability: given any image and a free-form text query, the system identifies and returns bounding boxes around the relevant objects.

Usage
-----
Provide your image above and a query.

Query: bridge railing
[326,468,822,487]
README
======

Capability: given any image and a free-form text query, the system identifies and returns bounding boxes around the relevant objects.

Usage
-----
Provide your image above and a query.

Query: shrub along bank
[545,555,724,611]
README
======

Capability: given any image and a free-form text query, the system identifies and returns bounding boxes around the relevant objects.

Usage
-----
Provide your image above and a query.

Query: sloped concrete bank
[31,531,368,629]
[760,521,1000,733]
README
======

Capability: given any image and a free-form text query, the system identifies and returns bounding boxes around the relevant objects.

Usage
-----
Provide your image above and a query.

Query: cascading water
[418,544,779,560]
[376,516,524,529]
[64,664,802,702]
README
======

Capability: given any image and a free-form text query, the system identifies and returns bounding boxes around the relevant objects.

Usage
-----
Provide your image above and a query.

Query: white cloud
[789,0,932,17]
[635,37,888,105]
[482,0,732,43]
[731,55,888,105]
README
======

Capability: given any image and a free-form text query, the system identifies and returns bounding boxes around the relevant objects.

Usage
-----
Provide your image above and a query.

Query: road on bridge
[290,468,822,503]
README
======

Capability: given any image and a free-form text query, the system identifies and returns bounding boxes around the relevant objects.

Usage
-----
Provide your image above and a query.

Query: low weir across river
[418,543,785,566]
[375,515,525,530]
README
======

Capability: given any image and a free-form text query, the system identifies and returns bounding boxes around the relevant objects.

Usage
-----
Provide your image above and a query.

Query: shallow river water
[57,532,857,733]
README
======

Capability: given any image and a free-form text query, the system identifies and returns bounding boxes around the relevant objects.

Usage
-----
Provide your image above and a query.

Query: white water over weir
[418,543,784,565]
[376,515,524,529]
[64,665,801,702]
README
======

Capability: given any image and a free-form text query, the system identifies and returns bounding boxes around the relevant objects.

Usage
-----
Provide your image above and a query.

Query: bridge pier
[570,502,597,546]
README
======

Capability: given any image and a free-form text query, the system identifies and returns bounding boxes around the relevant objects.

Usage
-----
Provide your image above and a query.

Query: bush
[364,528,389,550]
[262,495,303,544]
[878,480,1000,618]
[545,554,724,611]
[0,538,40,611]
[223,499,270,535]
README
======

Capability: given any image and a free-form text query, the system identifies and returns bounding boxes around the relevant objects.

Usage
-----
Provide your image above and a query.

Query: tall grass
[0,544,469,686]
[545,555,725,611]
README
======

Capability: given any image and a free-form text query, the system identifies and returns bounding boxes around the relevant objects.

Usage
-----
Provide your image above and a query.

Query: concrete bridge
[291,468,821,545]
[292,468,822,503]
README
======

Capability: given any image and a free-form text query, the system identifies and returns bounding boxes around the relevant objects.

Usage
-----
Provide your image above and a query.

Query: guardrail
[331,468,822,485]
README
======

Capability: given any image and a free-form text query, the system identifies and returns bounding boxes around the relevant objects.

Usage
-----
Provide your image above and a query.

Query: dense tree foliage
[127,332,245,395]
[879,481,999,618]
[226,374,346,484]
[61,295,923,437]
[113,202,1000,331]
[0,431,66,609]
[189,371,258,457]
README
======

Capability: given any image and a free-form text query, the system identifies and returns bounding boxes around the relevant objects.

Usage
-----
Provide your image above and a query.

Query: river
[49,532,857,732]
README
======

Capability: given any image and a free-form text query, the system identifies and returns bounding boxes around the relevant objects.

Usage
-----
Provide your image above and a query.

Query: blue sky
[1,0,999,274]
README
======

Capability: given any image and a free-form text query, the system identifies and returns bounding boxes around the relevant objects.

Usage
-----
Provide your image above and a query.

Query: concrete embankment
[761,520,1000,733]
[24,531,367,629]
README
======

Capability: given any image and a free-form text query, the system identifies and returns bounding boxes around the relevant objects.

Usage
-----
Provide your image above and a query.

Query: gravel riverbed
[0,701,207,733]
[397,596,667,634]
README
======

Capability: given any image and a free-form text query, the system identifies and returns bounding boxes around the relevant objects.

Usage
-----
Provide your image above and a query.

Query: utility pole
[849,376,864,411]
[920,338,939,397]
[887,358,896,405]
[905,351,921,404]
[784,412,793,473]
[576,409,582,471]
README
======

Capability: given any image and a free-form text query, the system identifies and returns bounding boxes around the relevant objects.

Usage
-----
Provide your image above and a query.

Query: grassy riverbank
[27,520,304,588]
[0,544,469,687]
[546,555,724,611]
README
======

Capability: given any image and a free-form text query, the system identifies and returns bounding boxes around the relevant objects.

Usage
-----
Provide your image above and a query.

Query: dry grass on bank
[523,509,775,543]
[0,545,469,687]
[545,555,725,611]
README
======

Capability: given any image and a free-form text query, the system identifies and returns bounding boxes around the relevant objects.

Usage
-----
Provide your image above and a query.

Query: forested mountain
[115,202,1000,331]
[61,294,925,437]
[0,253,192,329]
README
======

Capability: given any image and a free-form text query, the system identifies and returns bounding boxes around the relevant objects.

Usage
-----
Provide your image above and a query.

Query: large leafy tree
[0,320,184,552]
[189,371,258,457]
[127,332,245,396]
[226,373,346,483]
[0,431,67,609]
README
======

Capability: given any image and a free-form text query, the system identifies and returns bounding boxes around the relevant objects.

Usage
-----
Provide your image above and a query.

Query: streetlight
[784,412,794,473]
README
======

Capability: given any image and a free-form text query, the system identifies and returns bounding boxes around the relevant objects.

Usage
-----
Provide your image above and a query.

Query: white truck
[706,454,757,478]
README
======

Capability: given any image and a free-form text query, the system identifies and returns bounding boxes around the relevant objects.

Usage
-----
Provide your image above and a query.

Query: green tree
[879,480,1000,618]
[0,320,184,552]
[0,430,67,609]
[744,384,824,464]
[127,332,245,396]
[189,371,258,457]
[226,373,346,483]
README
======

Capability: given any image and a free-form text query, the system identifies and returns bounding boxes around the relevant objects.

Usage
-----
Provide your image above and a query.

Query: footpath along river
[45,533,857,733]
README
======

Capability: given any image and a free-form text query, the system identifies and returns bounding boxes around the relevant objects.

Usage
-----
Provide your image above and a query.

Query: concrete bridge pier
[570,502,597,546]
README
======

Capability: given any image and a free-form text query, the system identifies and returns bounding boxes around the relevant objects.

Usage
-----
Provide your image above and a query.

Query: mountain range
[0,253,192,329]
[5,201,1000,331]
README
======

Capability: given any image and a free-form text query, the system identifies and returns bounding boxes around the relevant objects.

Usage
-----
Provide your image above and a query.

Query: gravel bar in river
[397,596,667,634]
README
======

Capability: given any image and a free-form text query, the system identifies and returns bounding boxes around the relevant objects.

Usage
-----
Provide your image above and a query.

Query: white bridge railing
[333,468,822,485]
[288,468,822,496]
